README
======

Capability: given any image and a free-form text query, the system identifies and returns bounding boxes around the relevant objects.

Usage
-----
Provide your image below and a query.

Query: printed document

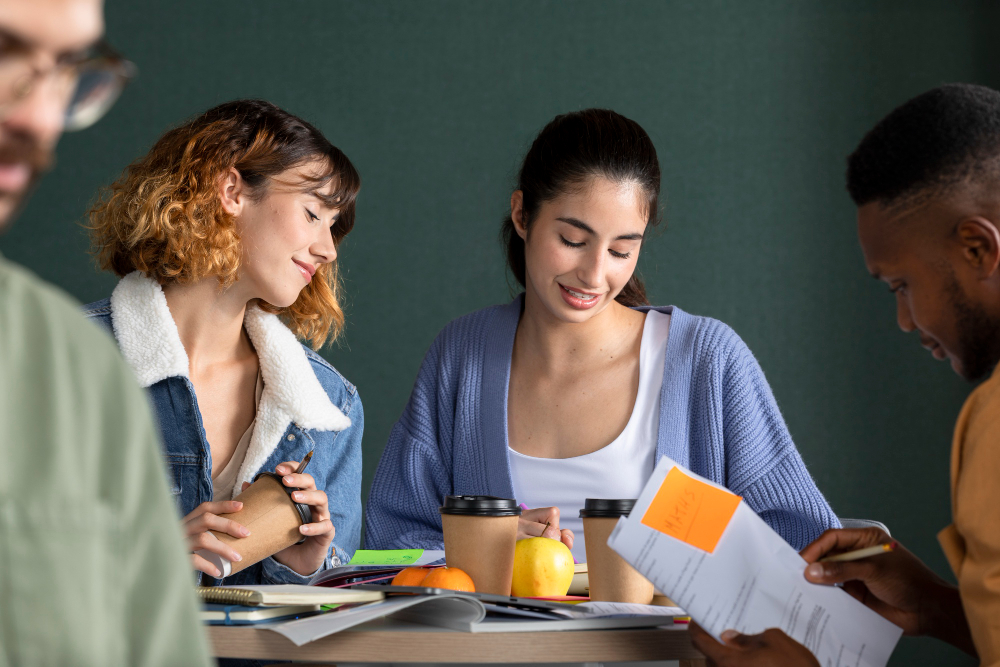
[608,458,903,667]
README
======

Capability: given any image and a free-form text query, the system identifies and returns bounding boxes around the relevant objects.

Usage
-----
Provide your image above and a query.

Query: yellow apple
[510,537,575,597]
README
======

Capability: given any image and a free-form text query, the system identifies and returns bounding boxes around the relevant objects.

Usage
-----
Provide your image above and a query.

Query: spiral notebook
[197,584,384,607]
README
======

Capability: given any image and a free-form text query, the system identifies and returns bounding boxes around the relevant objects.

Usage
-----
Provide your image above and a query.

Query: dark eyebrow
[308,190,341,209]
[556,217,644,241]
[0,26,30,50]
[0,26,102,61]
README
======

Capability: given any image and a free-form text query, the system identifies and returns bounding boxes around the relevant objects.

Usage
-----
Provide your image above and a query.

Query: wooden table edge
[209,624,707,663]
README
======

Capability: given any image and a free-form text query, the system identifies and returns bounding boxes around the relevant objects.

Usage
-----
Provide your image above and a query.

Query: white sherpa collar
[110,272,351,495]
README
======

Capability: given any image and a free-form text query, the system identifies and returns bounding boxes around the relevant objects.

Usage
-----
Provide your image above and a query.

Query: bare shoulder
[614,301,647,340]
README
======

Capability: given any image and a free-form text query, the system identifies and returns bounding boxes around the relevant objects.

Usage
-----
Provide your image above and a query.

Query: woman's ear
[957,216,1000,279]
[218,167,245,217]
[511,190,528,241]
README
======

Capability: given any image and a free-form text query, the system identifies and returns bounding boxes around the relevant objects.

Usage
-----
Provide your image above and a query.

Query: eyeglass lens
[64,62,132,132]
[0,49,134,132]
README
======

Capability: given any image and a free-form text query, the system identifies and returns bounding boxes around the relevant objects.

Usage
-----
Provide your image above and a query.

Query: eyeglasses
[0,39,136,132]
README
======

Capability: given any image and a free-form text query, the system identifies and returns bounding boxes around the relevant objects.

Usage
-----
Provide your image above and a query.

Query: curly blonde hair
[88,99,360,349]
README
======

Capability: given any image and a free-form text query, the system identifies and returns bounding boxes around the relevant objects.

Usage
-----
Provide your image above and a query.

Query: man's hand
[800,528,975,656]
[689,623,819,667]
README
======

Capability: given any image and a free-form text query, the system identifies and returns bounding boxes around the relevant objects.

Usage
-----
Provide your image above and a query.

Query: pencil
[293,450,314,475]
[819,541,897,563]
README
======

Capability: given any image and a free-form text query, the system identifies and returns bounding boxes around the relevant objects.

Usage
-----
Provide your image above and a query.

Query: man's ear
[218,168,245,217]
[956,217,1000,279]
[510,190,528,241]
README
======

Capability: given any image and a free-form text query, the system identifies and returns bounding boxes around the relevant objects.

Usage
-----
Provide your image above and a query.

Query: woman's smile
[293,259,315,283]
[558,282,602,310]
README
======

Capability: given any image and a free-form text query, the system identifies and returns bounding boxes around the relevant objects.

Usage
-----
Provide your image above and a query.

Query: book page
[267,594,485,645]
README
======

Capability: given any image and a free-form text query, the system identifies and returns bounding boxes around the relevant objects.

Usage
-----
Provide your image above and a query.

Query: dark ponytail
[501,108,661,307]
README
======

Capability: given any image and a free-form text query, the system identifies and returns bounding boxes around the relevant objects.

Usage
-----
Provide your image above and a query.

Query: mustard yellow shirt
[0,254,211,667]
[939,363,1000,666]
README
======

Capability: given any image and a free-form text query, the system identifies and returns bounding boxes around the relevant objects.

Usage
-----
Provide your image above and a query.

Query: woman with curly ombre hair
[84,99,364,586]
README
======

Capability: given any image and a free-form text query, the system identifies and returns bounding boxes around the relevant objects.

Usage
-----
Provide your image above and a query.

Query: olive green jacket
[0,254,212,667]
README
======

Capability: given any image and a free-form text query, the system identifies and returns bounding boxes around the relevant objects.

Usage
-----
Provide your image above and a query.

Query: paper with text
[609,458,902,667]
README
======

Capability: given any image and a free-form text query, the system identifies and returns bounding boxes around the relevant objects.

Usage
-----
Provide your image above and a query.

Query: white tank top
[508,310,670,562]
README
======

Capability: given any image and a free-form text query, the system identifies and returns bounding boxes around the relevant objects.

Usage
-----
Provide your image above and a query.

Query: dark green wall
[2,2,993,664]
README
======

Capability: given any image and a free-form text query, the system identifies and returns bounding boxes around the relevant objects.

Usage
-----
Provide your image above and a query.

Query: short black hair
[847,83,1000,208]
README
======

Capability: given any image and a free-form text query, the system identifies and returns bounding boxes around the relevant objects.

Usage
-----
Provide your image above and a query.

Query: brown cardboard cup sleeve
[439,495,521,595]
[581,498,654,604]
[196,472,312,578]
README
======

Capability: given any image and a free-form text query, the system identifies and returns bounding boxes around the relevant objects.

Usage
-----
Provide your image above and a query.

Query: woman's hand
[181,500,249,577]
[518,506,574,550]
[800,528,974,654]
[256,460,336,576]
[689,623,820,667]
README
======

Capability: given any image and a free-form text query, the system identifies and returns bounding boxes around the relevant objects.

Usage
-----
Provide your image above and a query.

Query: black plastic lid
[253,471,313,544]
[579,498,637,518]
[439,495,522,517]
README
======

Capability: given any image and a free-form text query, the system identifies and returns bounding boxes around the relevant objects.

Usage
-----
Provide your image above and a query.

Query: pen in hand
[819,541,897,563]
[293,450,314,475]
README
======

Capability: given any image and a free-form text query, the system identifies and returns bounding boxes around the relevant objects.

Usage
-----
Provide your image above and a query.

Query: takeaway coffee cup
[439,495,521,595]
[197,472,312,578]
[581,498,654,604]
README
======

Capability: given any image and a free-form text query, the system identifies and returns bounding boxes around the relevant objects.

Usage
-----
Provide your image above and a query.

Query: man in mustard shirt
[691,83,1000,665]
[0,0,211,665]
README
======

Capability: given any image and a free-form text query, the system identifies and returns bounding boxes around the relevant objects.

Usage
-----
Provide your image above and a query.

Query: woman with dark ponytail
[367,109,838,559]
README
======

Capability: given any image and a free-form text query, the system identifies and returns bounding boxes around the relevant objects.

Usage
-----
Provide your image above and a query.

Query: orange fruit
[391,566,430,587]
[421,567,475,592]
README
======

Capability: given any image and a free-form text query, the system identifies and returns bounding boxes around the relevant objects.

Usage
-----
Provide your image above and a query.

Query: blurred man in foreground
[0,0,211,664]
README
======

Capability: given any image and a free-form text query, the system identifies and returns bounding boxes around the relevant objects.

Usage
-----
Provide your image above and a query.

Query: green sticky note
[348,549,424,566]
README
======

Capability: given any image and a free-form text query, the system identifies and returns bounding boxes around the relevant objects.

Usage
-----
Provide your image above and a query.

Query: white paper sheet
[267,595,485,645]
[608,457,903,667]
[568,602,685,618]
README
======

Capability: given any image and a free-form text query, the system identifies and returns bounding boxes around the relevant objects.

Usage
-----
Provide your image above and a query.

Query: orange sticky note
[641,467,741,553]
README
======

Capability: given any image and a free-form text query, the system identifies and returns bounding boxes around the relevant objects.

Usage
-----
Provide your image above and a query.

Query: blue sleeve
[717,330,840,550]
[261,389,364,583]
[327,392,364,565]
[365,340,454,551]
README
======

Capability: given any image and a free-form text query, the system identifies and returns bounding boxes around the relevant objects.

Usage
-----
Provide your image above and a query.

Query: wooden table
[209,618,708,665]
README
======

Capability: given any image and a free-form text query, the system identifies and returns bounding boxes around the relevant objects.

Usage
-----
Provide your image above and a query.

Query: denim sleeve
[716,329,841,550]
[260,556,323,585]
[259,392,364,584]
[364,340,453,551]
[325,393,364,565]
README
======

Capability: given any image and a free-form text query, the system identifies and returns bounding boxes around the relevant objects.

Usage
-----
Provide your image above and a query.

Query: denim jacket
[83,272,363,586]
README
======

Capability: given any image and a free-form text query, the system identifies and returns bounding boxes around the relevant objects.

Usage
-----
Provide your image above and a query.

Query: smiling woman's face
[514,176,647,323]
[230,161,340,308]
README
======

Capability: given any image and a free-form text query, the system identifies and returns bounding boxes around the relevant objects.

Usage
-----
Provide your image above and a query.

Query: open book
[266,593,684,646]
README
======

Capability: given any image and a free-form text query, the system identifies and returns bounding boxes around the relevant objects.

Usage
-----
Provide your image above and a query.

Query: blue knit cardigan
[365,296,839,551]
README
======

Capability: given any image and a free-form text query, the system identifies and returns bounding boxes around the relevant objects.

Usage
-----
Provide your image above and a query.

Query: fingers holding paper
[689,622,819,667]
[799,528,974,653]
[518,506,574,549]
[271,460,336,576]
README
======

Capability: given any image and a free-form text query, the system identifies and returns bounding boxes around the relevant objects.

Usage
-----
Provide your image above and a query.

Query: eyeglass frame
[0,34,136,130]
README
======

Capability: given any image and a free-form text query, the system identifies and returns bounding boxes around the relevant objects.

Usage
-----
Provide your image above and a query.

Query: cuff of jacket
[261,556,324,584]
[260,546,344,584]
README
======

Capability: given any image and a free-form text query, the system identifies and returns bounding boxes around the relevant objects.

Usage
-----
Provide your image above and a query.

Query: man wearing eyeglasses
[0,1,211,665]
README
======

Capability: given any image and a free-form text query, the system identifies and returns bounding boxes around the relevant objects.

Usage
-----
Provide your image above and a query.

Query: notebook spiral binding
[197,587,259,606]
